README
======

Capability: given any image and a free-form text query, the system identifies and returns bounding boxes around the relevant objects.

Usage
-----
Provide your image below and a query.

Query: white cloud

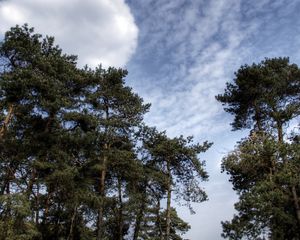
[0,0,138,68]
[126,1,300,238]
[130,0,252,139]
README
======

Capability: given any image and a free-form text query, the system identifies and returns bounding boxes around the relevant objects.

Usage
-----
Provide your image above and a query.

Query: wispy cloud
[1,0,299,238]
[0,0,138,68]
[127,0,300,138]
[126,0,300,238]
[127,0,250,138]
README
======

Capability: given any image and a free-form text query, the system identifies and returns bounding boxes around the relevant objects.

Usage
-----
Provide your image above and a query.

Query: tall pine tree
[217,57,300,239]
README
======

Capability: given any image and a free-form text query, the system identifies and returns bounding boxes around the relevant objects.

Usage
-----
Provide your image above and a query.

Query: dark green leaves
[0,25,210,239]
[218,57,300,239]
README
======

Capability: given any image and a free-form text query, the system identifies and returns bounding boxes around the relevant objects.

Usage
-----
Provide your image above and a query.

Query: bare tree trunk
[166,160,171,240]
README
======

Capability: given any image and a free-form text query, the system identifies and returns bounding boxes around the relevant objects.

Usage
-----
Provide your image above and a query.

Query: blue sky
[125,1,300,238]
[1,0,300,239]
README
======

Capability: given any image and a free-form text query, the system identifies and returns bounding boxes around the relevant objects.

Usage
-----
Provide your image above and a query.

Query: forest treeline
[0,25,211,240]
[0,24,300,240]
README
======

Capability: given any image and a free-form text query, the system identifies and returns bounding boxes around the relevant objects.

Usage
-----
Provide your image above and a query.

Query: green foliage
[160,208,191,240]
[216,57,300,131]
[140,127,211,205]
[138,207,190,240]
[221,135,299,239]
[0,24,210,239]
[218,57,300,239]
[138,127,211,239]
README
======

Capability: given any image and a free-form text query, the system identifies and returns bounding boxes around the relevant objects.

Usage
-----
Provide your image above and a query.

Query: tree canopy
[0,24,211,240]
[217,57,300,239]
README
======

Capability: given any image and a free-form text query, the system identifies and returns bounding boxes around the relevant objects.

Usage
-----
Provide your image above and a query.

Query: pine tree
[141,128,211,240]
[0,24,211,239]
[85,66,150,239]
[217,57,300,239]
[0,24,91,239]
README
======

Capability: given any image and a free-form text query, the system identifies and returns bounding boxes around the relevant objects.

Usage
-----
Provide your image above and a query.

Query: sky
[1,0,300,239]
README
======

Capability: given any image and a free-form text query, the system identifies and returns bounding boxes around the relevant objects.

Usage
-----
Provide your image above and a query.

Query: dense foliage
[217,57,300,239]
[0,25,211,240]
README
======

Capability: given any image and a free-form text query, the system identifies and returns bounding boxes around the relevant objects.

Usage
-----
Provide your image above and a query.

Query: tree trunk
[97,154,107,240]
[156,197,164,240]
[54,202,62,239]
[27,168,36,198]
[1,164,16,195]
[133,198,145,240]
[166,160,171,240]
[291,186,300,224]
[254,103,263,132]
[0,104,14,139]
[97,103,110,240]
[43,190,52,224]
[35,182,40,224]
[117,177,124,240]
[133,185,147,240]
[133,207,143,240]
[277,121,283,143]
[1,178,8,195]
[67,205,77,240]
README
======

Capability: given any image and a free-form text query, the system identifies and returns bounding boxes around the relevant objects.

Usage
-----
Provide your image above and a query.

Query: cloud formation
[0,0,138,68]
[1,0,299,238]
[126,0,300,238]
[127,0,300,139]
[127,0,248,138]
